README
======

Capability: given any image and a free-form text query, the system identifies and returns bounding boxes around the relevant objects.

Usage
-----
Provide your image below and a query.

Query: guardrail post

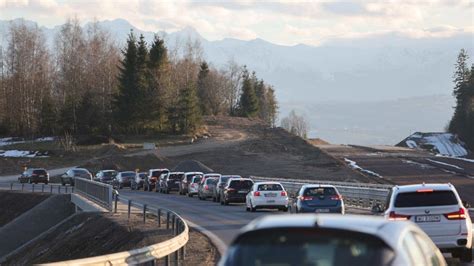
[165,255,170,266]
[71,187,74,193]
[166,212,170,229]
[32,184,35,192]
[114,195,118,213]
[174,250,179,266]
[172,215,175,232]
[143,204,147,223]
[58,185,60,194]
[157,209,161,227]
[42,184,44,192]
[10,183,13,190]
[50,185,53,193]
[65,186,68,193]
[128,200,132,220]
[21,183,24,191]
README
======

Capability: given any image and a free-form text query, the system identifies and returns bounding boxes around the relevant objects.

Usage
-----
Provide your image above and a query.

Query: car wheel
[45,181,49,185]
[62,182,66,186]
[460,248,473,262]
[224,199,229,206]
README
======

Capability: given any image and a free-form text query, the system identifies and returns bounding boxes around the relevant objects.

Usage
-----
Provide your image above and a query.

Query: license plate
[39,175,45,178]
[416,215,441,223]
[239,190,248,194]
[175,181,180,184]
[315,209,330,213]
[264,193,277,197]
[267,200,276,203]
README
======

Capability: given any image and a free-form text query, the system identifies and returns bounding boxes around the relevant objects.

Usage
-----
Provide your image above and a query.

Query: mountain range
[1,18,473,145]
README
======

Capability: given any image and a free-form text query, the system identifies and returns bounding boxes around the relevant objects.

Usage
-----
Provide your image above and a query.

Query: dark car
[113,171,135,189]
[95,170,118,184]
[18,168,49,184]
[145,168,169,191]
[293,185,345,214]
[179,172,203,195]
[213,175,239,202]
[220,178,254,205]
[131,172,147,190]
[159,172,185,194]
[61,168,92,186]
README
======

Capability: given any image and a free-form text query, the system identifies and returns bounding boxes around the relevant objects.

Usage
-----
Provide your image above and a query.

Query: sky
[1,0,473,46]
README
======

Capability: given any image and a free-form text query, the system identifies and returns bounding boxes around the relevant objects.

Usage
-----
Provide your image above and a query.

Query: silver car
[198,177,218,200]
[219,214,446,266]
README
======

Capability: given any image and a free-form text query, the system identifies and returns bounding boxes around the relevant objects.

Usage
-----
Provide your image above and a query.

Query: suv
[131,172,147,190]
[293,184,344,214]
[145,168,169,191]
[198,177,218,200]
[61,168,92,186]
[220,178,254,205]
[213,175,240,202]
[219,214,446,266]
[113,171,135,189]
[95,170,117,184]
[384,183,473,262]
[18,168,49,184]
[159,172,185,194]
[180,172,203,195]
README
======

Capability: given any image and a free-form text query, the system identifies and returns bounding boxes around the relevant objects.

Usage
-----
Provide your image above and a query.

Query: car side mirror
[463,200,471,209]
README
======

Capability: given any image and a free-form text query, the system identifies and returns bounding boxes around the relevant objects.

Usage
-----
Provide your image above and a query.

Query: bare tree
[222,59,243,115]
[281,110,309,139]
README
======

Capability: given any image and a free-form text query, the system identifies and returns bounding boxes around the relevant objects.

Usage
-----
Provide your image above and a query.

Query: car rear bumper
[201,191,213,198]
[298,205,344,214]
[253,198,288,207]
[431,234,472,249]
[226,195,246,203]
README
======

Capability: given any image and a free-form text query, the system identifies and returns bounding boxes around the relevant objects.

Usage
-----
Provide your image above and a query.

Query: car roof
[149,168,169,172]
[29,168,46,171]
[100,170,117,172]
[204,173,221,176]
[228,177,253,182]
[393,183,454,193]
[119,171,136,174]
[185,172,203,175]
[301,184,337,189]
[169,172,185,174]
[254,181,282,185]
[221,175,241,178]
[241,214,414,248]
[72,168,89,171]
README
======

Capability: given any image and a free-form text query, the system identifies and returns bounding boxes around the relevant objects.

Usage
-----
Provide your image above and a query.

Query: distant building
[396,132,469,157]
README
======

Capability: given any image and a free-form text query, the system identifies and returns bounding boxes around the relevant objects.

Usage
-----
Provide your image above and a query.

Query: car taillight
[444,208,467,220]
[227,188,236,193]
[388,211,411,221]
[299,196,313,201]
[254,191,261,196]
[281,191,287,197]
[331,195,342,200]
[204,185,209,190]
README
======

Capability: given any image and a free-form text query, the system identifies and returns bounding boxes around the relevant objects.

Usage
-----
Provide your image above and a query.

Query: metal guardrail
[74,178,113,211]
[44,194,189,266]
[9,182,74,194]
[252,176,393,208]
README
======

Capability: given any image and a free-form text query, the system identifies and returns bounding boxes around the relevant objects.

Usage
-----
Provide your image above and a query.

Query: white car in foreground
[219,214,446,266]
[384,183,472,262]
[246,182,289,212]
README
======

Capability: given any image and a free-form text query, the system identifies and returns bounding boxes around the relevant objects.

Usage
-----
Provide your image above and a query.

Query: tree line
[449,49,474,151]
[0,18,278,138]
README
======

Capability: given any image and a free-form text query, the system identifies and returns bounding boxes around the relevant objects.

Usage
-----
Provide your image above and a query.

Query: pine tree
[114,31,140,133]
[265,86,278,127]
[39,94,57,136]
[239,69,259,117]
[178,83,201,134]
[77,91,102,134]
[197,61,210,115]
[147,35,169,131]
[449,49,471,137]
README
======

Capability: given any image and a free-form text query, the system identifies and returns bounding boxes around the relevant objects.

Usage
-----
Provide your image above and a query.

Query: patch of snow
[0,150,49,158]
[0,136,55,147]
[402,159,434,169]
[426,159,464,170]
[344,158,383,178]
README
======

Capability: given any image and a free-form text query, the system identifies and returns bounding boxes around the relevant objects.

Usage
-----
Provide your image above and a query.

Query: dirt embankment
[0,191,50,227]
[4,212,218,265]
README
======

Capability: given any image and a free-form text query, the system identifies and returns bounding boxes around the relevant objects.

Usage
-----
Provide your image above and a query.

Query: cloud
[0,0,472,46]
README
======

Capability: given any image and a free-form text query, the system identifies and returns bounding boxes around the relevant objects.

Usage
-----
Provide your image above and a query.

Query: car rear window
[394,190,458,207]
[221,176,231,183]
[169,174,184,180]
[103,171,116,177]
[121,172,135,177]
[304,187,337,196]
[192,177,202,183]
[74,170,89,175]
[224,228,394,266]
[187,174,201,182]
[258,184,283,191]
[206,178,217,185]
[33,170,47,175]
[229,180,253,189]
[139,173,147,178]
[151,170,166,177]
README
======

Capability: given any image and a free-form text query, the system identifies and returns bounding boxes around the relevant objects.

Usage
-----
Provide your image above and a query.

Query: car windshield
[206,178,217,185]
[229,180,253,189]
[223,229,394,266]
[192,177,202,183]
[304,187,337,196]
[103,171,117,177]
[121,172,135,178]
[169,174,184,180]
[258,184,283,191]
[394,190,458,207]
[74,169,89,175]
[152,170,167,177]
[33,170,47,175]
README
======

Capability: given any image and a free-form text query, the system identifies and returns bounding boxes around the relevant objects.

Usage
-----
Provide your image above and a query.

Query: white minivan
[384,183,472,262]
